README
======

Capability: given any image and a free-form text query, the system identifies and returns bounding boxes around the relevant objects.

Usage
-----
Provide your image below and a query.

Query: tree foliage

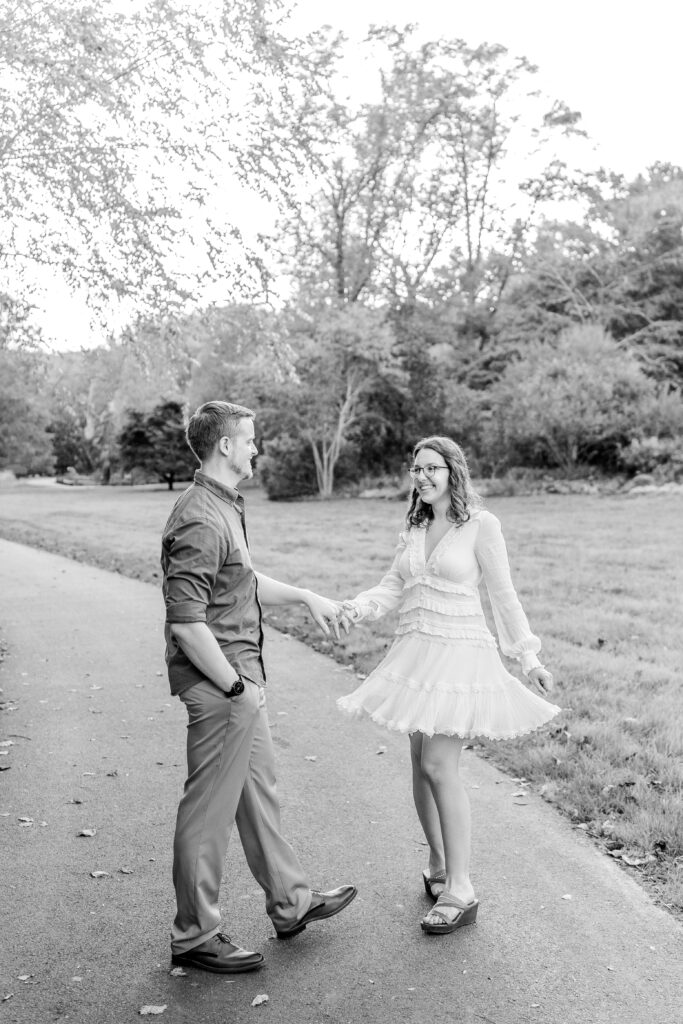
[0,349,54,475]
[482,326,676,474]
[118,400,195,489]
[260,27,585,326]
[0,0,323,334]
[277,304,403,496]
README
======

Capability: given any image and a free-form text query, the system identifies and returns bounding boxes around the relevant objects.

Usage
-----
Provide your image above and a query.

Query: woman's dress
[337,510,561,739]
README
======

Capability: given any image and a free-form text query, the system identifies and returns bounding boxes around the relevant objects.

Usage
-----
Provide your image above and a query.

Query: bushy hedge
[258,434,318,500]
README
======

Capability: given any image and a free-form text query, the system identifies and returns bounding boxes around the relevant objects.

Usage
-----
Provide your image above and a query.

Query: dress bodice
[349,511,542,674]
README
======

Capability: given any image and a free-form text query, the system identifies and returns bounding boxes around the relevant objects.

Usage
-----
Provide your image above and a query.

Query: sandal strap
[425,869,447,885]
[434,892,474,911]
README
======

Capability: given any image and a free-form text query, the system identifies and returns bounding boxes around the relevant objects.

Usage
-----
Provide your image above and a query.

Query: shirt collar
[194,469,243,509]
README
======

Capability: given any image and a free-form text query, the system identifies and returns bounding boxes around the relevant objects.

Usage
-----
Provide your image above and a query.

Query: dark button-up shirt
[161,470,265,696]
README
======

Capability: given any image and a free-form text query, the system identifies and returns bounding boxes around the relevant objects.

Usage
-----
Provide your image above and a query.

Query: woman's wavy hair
[406,436,482,528]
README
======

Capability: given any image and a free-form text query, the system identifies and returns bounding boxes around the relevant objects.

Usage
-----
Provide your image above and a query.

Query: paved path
[0,539,680,1024]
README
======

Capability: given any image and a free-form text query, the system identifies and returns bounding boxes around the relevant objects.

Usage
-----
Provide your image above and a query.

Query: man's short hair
[186,401,254,462]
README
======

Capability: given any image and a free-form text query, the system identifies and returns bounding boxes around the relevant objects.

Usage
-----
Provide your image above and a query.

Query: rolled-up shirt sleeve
[164,518,227,623]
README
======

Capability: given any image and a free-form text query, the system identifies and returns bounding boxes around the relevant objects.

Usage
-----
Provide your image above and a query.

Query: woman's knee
[420,739,463,784]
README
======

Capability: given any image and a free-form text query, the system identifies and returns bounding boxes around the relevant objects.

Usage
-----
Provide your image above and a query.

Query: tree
[259,28,585,324]
[0,0,326,334]
[0,348,54,476]
[496,165,683,388]
[482,326,675,474]
[50,410,96,476]
[275,304,403,497]
[118,400,195,489]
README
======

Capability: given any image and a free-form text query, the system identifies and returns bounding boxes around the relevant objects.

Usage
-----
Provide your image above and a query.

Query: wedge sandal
[422,868,447,901]
[421,892,479,934]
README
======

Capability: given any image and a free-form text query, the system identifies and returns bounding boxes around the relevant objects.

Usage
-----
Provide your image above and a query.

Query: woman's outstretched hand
[527,666,554,694]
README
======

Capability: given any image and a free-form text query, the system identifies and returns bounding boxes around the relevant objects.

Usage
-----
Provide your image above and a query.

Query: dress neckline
[423,523,456,565]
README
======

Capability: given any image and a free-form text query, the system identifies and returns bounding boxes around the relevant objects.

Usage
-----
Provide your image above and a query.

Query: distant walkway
[0,539,680,1024]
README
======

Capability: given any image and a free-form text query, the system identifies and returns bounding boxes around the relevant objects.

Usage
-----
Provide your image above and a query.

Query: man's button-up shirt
[161,470,265,696]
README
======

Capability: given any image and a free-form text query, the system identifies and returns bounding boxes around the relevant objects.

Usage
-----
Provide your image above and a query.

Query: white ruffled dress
[337,510,561,740]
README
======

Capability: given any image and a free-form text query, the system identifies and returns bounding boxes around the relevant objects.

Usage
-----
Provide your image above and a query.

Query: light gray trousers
[171,679,311,953]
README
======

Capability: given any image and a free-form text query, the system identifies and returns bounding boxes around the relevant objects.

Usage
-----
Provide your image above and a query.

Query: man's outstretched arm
[255,573,342,639]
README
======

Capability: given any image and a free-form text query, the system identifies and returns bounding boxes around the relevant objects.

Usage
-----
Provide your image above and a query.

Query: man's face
[226,418,258,481]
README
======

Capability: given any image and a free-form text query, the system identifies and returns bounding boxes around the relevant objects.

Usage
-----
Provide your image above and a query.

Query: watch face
[233,679,245,695]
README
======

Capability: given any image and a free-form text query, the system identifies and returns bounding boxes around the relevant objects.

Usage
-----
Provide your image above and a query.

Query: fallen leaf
[0,740,14,747]
[621,852,656,867]
[18,816,33,823]
[17,975,32,982]
[511,790,526,797]
[169,967,187,977]
[0,765,10,771]
[119,867,134,875]
[90,870,109,879]
[251,994,269,1007]
[376,745,387,755]
[1,994,13,1002]
[78,828,97,837]
[561,894,573,901]
[139,1006,167,1016]
[304,755,317,762]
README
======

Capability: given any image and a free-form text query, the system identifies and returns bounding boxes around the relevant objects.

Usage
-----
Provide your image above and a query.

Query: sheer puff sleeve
[474,511,542,675]
[343,531,409,623]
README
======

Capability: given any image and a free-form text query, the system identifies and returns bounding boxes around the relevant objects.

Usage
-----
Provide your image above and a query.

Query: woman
[337,436,560,935]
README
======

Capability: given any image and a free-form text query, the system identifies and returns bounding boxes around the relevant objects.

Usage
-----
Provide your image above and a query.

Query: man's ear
[218,435,231,457]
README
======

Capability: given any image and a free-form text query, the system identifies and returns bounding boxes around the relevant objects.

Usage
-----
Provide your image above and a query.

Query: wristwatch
[225,675,245,698]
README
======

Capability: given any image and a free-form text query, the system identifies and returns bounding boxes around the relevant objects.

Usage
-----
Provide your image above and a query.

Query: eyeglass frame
[408,463,449,480]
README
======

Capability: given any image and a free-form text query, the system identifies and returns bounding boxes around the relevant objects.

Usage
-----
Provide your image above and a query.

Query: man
[161,400,356,974]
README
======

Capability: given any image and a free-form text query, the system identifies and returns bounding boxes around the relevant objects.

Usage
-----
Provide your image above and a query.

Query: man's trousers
[171,679,311,953]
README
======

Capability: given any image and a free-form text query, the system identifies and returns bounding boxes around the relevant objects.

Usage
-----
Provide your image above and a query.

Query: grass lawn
[1,478,682,914]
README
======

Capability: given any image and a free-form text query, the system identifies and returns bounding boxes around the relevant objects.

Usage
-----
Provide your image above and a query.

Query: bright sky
[287,0,680,178]
[41,0,681,351]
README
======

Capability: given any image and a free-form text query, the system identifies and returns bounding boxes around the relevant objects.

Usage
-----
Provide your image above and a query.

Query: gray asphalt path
[0,539,680,1024]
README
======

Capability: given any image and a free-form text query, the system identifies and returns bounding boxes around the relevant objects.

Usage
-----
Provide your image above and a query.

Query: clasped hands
[304,592,359,640]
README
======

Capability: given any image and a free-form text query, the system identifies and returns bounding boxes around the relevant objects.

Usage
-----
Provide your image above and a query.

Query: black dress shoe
[276,884,358,939]
[171,932,264,973]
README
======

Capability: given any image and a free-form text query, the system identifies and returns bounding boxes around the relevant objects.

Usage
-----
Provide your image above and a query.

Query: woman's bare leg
[410,732,445,888]
[418,734,476,924]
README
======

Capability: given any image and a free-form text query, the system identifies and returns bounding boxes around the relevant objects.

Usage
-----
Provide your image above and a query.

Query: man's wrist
[223,674,245,698]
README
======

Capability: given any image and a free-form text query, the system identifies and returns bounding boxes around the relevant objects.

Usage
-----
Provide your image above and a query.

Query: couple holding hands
[161,401,560,974]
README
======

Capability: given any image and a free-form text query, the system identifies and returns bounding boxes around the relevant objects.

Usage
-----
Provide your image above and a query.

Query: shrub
[482,325,678,475]
[258,434,318,500]
[618,436,683,481]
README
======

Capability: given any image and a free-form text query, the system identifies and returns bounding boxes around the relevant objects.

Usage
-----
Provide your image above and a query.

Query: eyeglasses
[409,463,449,479]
